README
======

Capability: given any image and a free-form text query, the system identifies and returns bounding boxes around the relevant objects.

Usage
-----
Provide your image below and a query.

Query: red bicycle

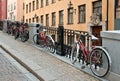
[70,33,111,77]
[33,29,55,53]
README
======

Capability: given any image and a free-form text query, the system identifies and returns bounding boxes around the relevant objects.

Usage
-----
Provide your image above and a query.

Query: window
[41,0,44,7]
[36,0,39,9]
[41,15,44,25]
[23,3,25,10]
[11,4,13,11]
[68,35,74,45]
[116,0,120,18]
[52,0,56,3]
[14,2,16,10]
[33,1,35,11]
[46,0,49,6]
[29,3,31,12]
[23,16,25,23]
[59,10,64,25]
[36,17,39,23]
[32,18,35,22]
[78,5,86,23]
[26,19,28,23]
[93,1,102,21]
[46,14,49,26]
[52,12,56,26]
[26,4,28,13]
[29,18,31,23]
[68,8,73,24]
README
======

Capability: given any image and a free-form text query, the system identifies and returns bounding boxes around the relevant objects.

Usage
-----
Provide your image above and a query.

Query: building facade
[7,0,24,22]
[0,0,7,20]
[16,0,119,31]
[7,0,17,21]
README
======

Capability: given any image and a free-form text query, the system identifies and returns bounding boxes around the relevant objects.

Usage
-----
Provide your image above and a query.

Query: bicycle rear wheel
[33,34,44,47]
[46,36,55,53]
[90,47,110,77]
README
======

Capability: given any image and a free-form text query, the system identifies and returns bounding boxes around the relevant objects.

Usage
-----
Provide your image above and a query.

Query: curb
[0,45,44,81]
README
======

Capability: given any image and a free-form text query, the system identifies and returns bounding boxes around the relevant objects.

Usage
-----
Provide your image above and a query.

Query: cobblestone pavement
[0,31,100,81]
[0,49,33,81]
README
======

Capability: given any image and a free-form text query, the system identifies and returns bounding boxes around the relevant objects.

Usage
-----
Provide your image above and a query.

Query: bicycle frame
[77,39,90,63]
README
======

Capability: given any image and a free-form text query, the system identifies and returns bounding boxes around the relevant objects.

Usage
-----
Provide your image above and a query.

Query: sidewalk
[0,31,100,81]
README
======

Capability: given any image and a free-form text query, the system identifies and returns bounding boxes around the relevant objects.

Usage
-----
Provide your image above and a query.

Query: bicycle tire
[21,30,29,42]
[33,34,44,47]
[14,29,19,39]
[46,36,55,53]
[89,47,110,77]
[71,43,80,64]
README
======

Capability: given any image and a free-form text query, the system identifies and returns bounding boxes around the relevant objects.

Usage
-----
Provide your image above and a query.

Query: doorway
[92,26,102,46]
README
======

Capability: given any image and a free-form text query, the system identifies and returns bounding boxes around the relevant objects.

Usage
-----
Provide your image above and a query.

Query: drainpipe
[106,0,109,30]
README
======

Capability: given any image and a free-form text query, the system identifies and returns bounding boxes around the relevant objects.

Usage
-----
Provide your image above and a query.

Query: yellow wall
[108,0,115,30]
[17,0,24,22]
[24,0,115,31]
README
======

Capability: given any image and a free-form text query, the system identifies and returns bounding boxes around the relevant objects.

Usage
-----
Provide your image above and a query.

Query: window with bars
[59,10,64,25]
[93,1,102,21]
[116,0,120,18]
[52,12,56,26]
[36,0,39,9]
[46,14,49,26]
[78,5,86,23]
[68,8,73,24]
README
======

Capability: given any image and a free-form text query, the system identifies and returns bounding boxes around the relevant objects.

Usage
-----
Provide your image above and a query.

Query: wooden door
[92,26,102,46]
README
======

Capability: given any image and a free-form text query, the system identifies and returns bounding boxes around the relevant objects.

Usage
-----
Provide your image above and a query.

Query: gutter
[106,0,109,30]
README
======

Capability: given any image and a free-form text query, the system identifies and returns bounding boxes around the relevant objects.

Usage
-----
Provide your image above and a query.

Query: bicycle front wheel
[90,47,110,77]
[21,30,29,42]
[71,43,79,64]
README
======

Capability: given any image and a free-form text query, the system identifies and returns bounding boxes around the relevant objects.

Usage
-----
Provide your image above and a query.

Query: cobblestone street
[0,48,40,81]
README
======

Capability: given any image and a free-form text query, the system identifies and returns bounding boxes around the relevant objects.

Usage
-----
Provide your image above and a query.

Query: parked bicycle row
[0,20,111,78]
[0,20,56,54]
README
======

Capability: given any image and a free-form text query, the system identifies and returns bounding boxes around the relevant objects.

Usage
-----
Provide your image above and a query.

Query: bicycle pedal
[81,65,86,69]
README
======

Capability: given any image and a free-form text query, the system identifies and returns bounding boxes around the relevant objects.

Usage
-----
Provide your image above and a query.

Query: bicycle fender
[92,46,112,66]
[46,35,55,45]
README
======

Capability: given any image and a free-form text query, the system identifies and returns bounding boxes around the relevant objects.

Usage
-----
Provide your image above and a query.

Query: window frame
[78,4,86,23]
[68,8,74,24]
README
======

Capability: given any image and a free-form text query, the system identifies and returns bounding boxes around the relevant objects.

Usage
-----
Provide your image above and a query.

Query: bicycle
[70,33,111,77]
[33,29,55,53]
[14,23,29,42]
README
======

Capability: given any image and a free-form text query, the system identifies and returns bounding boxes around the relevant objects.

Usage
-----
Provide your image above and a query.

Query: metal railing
[41,26,89,56]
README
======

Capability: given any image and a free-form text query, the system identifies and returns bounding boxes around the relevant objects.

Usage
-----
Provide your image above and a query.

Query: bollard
[56,26,65,56]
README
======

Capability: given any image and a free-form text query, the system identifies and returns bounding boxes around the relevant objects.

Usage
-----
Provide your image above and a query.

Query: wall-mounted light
[68,1,73,9]
[68,1,76,14]
[34,14,38,18]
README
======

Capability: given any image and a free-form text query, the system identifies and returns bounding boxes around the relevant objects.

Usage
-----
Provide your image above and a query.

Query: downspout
[106,0,109,30]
